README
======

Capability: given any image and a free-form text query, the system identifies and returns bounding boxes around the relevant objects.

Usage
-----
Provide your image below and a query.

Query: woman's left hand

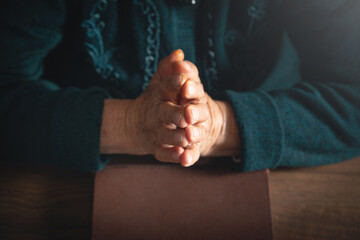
[165,59,241,167]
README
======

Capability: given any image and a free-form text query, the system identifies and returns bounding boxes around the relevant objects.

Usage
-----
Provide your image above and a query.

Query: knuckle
[185,126,197,143]
[201,103,210,118]
[174,130,188,147]
[154,127,164,143]
[171,110,182,126]
[191,127,200,142]
[184,104,192,116]
[179,138,188,148]
[158,101,171,122]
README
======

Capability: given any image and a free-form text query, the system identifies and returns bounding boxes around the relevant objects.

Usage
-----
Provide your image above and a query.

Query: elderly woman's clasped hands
[128,50,241,167]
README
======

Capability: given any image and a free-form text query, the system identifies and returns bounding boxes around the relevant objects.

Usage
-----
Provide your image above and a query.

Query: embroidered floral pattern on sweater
[81,0,122,84]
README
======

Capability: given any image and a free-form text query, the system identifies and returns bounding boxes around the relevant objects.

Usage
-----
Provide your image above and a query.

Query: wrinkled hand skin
[170,53,227,167]
[128,50,226,167]
[126,50,188,163]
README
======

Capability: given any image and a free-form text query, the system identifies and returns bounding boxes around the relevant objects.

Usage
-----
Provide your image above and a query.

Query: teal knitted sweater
[1,0,360,171]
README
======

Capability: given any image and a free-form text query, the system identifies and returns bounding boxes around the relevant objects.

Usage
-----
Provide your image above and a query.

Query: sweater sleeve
[225,0,360,172]
[0,1,111,171]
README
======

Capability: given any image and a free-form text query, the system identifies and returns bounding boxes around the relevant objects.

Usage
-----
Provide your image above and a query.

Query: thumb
[156,49,185,77]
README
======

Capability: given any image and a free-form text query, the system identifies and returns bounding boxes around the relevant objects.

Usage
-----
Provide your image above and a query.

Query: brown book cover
[92,156,273,240]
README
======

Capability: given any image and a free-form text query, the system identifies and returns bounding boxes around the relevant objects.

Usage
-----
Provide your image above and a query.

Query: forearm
[100,99,141,155]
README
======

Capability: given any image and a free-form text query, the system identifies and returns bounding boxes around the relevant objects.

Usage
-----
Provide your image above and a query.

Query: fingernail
[192,127,199,139]
[187,83,195,96]
[172,75,182,89]
[173,132,183,144]
[172,49,184,61]
[171,152,180,161]
[185,155,193,167]
[172,112,182,125]
[190,108,199,122]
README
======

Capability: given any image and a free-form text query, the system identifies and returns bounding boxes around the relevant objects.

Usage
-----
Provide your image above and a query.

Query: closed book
[92,156,273,240]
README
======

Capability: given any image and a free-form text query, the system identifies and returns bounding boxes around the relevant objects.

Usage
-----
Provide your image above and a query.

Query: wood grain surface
[1,157,360,240]
[270,157,360,240]
[0,164,94,240]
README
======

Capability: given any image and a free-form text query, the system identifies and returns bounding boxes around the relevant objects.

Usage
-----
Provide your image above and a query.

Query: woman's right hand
[126,50,191,163]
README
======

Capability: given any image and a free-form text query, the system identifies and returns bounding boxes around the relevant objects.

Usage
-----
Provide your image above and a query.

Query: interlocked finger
[181,79,205,101]
[185,124,207,144]
[156,126,189,147]
[172,60,199,80]
[180,143,201,167]
[157,101,188,128]
[156,49,185,78]
[154,146,184,164]
[184,103,210,125]
[159,74,187,103]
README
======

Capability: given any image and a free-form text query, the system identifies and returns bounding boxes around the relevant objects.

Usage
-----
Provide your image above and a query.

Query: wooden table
[1,157,360,240]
